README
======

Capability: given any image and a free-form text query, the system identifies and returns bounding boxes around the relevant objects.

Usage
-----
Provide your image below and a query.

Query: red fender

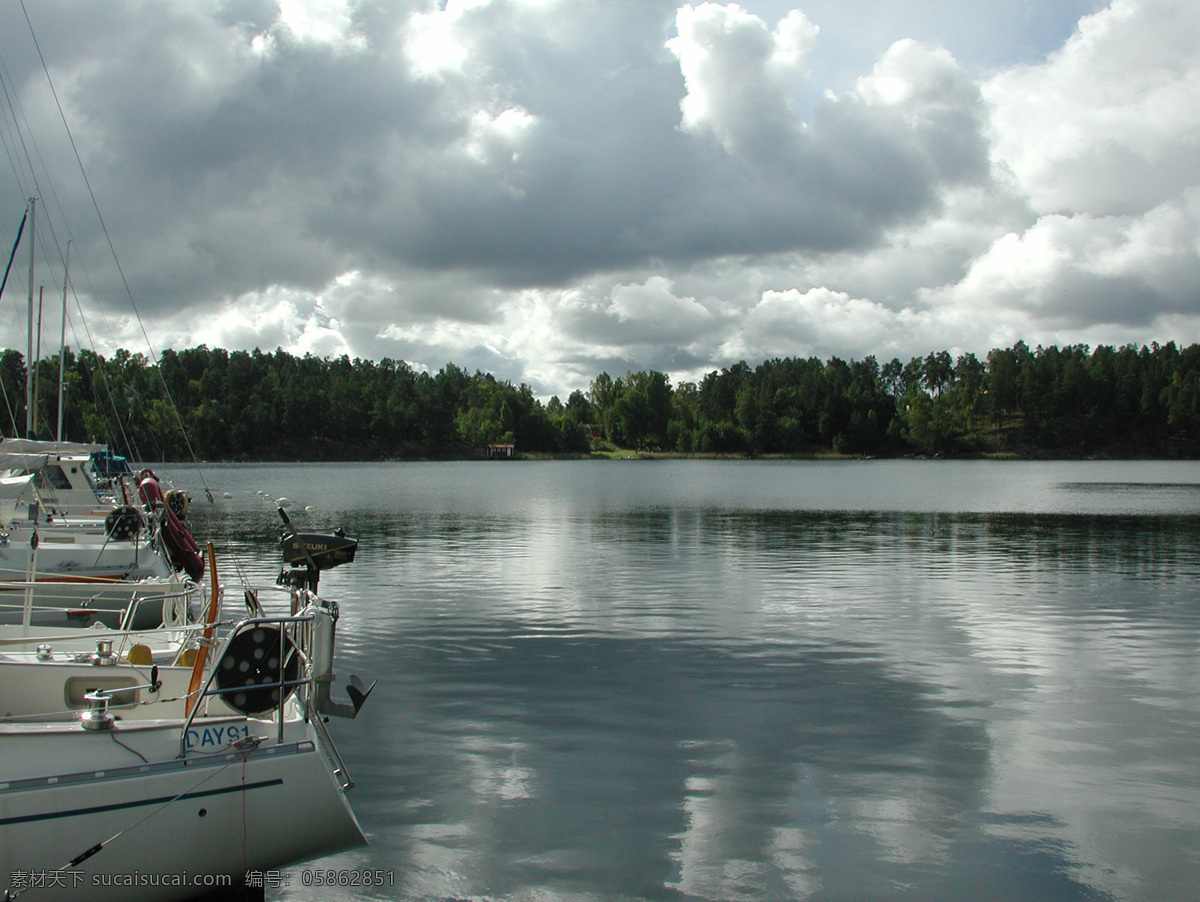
[141,471,204,579]
[139,472,164,507]
[161,510,205,580]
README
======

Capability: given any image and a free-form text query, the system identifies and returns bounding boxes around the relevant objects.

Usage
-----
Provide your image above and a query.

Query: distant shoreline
[167,447,1200,465]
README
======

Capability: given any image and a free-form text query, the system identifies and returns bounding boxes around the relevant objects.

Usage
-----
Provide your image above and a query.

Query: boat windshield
[32,465,73,491]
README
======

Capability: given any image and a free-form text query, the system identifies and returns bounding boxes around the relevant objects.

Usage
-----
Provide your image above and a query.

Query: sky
[0,0,1197,398]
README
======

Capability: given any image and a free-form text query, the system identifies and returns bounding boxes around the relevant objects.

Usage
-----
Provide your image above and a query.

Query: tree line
[2,341,1199,460]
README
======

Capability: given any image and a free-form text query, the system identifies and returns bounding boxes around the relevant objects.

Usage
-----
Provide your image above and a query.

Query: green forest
[3,341,1200,461]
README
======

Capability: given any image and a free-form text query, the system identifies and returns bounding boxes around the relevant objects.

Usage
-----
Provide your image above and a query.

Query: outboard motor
[274,507,375,718]
[308,601,375,719]
[276,507,358,592]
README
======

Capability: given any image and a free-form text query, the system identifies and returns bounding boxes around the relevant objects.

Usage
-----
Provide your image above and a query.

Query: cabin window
[64,676,140,709]
[33,465,72,490]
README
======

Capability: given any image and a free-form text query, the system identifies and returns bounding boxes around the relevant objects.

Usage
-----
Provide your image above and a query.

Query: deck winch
[79,666,160,731]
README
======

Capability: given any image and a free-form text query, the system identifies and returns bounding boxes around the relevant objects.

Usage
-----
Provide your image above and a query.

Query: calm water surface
[176,460,1200,902]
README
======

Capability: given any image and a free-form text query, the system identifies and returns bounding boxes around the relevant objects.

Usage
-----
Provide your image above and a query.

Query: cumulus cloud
[986,0,1200,216]
[556,276,717,352]
[964,0,1200,333]
[664,4,990,254]
[725,287,915,360]
[269,0,365,50]
[0,0,1197,397]
[937,194,1200,328]
[670,3,817,160]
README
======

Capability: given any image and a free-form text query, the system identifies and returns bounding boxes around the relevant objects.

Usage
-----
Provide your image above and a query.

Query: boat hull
[0,719,365,901]
[0,575,197,633]
[0,535,172,583]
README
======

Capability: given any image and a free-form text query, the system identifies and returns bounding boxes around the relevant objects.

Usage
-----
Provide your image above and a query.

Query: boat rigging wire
[0,204,24,302]
[0,48,146,458]
[12,1,215,504]
[108,730,149,764]
[0,81,138,457]
[0,207,26,432]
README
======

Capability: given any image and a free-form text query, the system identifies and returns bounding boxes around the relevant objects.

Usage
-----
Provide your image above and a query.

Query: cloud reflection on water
[184,461,1200,901]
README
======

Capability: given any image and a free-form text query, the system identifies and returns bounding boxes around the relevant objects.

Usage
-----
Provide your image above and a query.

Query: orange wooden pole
[184,543,220,717]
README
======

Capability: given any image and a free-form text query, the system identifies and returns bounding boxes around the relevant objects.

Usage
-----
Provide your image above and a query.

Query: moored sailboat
[0,524,373,901]
[0,44,374,893]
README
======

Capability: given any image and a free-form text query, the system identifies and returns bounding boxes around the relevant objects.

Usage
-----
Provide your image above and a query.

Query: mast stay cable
[16,1,214,504]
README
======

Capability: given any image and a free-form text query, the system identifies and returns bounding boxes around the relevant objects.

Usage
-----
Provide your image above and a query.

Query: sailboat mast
[24,196,36,439]
[57,240,70,443]
[34,286,43,439]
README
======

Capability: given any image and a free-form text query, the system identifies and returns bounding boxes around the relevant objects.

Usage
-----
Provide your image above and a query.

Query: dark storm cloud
[3,1,988,305]
[0,0,1197,395]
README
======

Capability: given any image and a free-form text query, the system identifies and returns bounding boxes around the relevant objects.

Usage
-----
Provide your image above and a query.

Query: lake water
[177,459,1200,902]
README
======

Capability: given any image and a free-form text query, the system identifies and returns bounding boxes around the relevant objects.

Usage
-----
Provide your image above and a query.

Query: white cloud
[723,287,924,362]
[931,0,1200,340]
[177,284,350,358]
[405,3,473,80]
[669,3,817,160]
[2,0,1199,398]
[608,277,716,342]
[986,0,1200,216]
[937,194,1200,327]
[462,107,538,173]
[274,0,364,50]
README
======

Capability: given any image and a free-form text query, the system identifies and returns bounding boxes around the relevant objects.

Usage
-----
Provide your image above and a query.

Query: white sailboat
[0,463,203,635]
[0,527,373,901]
[1,44,373,891]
